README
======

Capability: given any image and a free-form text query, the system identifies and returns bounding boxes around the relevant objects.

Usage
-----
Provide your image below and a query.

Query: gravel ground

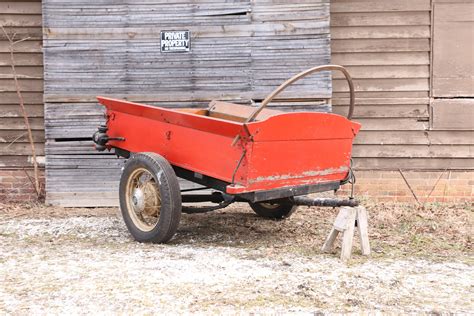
[0,204,473,314]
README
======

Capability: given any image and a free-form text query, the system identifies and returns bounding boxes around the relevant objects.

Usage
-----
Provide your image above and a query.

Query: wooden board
[432,99,474,130]
[353,145,474,159]
[432,2,474,97]
[0,2,42,15]
[0,130,44,143]
[353,130,474,145]
[0,142,45,156]
[331,0,431,13]
[353,158,474,170]
[0,155,45,168]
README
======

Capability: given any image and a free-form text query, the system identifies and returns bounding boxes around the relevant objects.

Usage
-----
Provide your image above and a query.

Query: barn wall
[0,0,472,205]
[432,0,474,98]
[431,0,474,133]
[0,0,44,201]
[332,0,473,203]
[40,0,474,205]
[331,0,473,171]
[41,0,332,206]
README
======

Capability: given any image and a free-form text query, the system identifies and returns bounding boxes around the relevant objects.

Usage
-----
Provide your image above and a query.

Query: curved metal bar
[231,65,355,146]
[248,64,355,123]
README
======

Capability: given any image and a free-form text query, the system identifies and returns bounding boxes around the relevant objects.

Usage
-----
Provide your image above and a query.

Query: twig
[5,132,27,149]
[398,169,421,206]
[23,168,39,197]
[12,37,31,45]
[424,169,447,203]
[1,25,41,198]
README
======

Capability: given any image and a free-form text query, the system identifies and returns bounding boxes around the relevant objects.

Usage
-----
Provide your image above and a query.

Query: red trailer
[93,65,361,243]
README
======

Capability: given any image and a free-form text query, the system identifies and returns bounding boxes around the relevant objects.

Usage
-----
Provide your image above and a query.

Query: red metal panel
[98,97,243,138]
[245,112,361,141]
[101,107,245,183]
[227,112,360,193]
[227,139,352,194]
[97,97,360,196]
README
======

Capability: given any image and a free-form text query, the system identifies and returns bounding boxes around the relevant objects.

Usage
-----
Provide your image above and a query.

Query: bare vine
[1,25,42,198]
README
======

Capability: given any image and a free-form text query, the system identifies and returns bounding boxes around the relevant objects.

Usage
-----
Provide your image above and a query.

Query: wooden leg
[322,207,350,252]
[321,228,339,253]
[340,207,357,262]
[356,206,371,256]
[321,206,370,261]
[333,207,351,231]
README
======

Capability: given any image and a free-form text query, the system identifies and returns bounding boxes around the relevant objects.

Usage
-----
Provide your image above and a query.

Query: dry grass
[1,201,472,313]
[0,202,117,219]
[367,201,472,260]
[176,201,473,262]
[1,200,472,261]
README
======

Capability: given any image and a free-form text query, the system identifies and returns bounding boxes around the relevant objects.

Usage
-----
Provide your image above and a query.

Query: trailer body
[98,97,360,201]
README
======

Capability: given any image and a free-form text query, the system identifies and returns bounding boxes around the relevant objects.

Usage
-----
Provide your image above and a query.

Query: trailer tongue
[93,65,361,243]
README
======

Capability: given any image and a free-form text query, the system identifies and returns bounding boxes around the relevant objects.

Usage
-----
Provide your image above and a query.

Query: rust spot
[249,166,349,184]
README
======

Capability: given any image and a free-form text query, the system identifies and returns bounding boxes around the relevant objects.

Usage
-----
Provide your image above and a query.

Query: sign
[160,31,191,53]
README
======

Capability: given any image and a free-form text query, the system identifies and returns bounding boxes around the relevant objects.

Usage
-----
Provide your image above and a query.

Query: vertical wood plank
[340,207,357,261]
[321,228,339,253]
[356,206,371,256]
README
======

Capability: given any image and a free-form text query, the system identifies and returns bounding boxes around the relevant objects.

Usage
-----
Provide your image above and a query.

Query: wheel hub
[126,168,162,232]
[132,188,146,212]
[132,181,160,217]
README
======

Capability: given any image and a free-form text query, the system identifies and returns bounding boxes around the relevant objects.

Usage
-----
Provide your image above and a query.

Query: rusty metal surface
[292,196,359,207]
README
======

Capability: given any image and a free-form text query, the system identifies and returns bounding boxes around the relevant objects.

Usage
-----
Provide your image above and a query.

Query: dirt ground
[0,201,472,314]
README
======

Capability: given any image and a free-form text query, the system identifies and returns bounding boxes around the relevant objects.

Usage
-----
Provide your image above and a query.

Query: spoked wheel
[119,152,181,243]
[249,198,297,219]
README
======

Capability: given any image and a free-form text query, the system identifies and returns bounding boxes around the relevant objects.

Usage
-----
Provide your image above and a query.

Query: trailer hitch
[292,196,359,207]
[92,125,125,151]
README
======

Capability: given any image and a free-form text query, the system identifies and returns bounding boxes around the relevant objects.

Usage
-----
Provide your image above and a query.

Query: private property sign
[160,31,191,52]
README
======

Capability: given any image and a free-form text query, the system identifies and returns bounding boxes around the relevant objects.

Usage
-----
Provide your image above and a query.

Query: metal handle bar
[232,64,355,146]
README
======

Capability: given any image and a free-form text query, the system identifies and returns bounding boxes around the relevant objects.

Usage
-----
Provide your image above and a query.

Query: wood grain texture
[432,2,474,97]
[42,0,332,206]
[0,1,44,168]
[330,1,473,173]
[432,99,474,130]
[0,2,42,15]
[0,0,464,207]
[43,0,331,101]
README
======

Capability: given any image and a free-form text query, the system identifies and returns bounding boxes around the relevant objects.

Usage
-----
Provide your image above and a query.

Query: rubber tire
[119,152,182,243]
[249,198,297,219]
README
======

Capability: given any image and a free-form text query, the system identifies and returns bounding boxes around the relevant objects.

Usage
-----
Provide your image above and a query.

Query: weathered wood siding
[431,0,474,134]
[432,0,474,98]
[331,0,473,171]
[42,0,332,206]
[36,0,474,206]
[0,1,44,170]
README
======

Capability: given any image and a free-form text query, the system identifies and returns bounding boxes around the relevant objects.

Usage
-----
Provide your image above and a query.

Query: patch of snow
[0,216,472,314]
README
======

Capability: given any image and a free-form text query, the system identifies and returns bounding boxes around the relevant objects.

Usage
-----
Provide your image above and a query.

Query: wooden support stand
[321,206,370,262]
